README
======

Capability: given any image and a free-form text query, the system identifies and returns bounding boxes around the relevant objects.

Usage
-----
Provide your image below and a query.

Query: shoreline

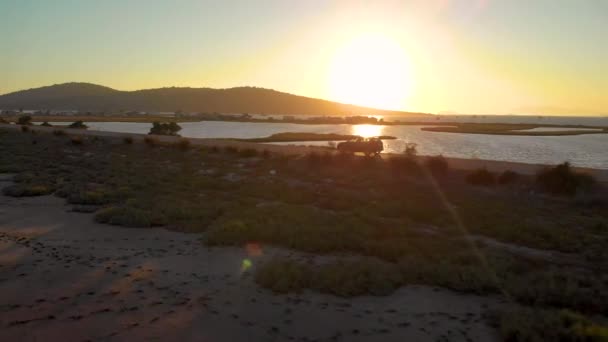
[2,123,607,182]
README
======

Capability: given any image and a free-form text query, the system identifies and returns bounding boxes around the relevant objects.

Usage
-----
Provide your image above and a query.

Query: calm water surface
[85,121,608,169]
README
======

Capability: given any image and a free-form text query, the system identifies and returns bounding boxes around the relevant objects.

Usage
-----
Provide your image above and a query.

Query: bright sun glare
[328,34,413,111]
[352,124,383,138]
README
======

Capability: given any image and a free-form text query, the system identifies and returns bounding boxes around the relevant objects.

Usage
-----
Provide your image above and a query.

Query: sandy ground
[2,123,606,182]
[0,174,503,342]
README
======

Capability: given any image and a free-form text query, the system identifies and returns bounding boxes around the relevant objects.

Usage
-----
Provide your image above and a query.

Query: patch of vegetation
[17,115,32,125]
[238,148,258,158]
[149,121,181,136]
[499,307,608,342]
[173,138,191,151]
[68,121,88,129]
[241,132,397,143]
[20,125,30,132]
[2,184,54,197]
[123,136,134,144]
[422,123,608,136]
[498,170,519,185]
[70,136,84,145]
[1,128,607,332]
[40,121,53,127]
[255,259,402,296]
[466,168,496,186]
[425,155,448,176]
[94,206,160,228]
[536,162,596,196]
[143,136,158,146]
[52,129,66,136]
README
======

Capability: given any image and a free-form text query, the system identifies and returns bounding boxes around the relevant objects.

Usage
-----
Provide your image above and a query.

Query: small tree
[404,142,418,158]
[149,121,182,136]
[17,115,32,125]
[68,121,88,129]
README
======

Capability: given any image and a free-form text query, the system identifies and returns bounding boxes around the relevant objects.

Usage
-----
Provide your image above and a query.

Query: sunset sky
[1,0,606,115]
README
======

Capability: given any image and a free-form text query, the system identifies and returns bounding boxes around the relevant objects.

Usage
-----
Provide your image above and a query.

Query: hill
[0,83,428,117]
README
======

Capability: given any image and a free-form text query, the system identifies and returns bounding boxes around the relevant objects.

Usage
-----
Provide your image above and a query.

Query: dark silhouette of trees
[17,115,32,125]
[149,121,182,136]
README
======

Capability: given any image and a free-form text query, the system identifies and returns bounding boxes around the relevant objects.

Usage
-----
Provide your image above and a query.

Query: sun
[328,34,413,111]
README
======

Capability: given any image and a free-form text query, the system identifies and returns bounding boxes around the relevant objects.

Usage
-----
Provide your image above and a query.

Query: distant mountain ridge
[0,82,428,117]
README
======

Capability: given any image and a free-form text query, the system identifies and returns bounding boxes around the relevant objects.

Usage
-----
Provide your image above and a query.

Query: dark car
[337,137,383,156]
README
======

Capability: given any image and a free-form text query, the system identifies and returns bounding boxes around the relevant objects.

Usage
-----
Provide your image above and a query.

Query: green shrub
[536,162,595,196]
[499,307,608,342]
[17,115,32,125]
[70,136,84,145]
[255,258,402,297]
[2,184,54,197]
[466,168,496,186]
[425,155,448,176]
[144,136,158,147]
[149,121,181,136]
[174,138,191,151]
[404,142,418,157]
[498,170,519,185]
[388,155,419,175]
[94,206,158,228]
[68,121,88,129]
[40,121,52,127]
[224,146,238,154]
[67,190,115,205]
[255,259,312,293]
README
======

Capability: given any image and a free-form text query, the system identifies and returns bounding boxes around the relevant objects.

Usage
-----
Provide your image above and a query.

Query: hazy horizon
[1,0,606,115]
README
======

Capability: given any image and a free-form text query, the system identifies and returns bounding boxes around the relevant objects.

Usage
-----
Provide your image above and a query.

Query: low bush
[239,148,258,158]
[224,146,238,154]
[94,206,159,228]
[53,129,66,136]
[499,307,608,342]
[144,136,158,147]
[404,142,418,157]
[20,125,30,132]
[425,155,448,176]
[0,117,8,124]
[388,155,419,175]
[255,258,402,297]
[40,121,52,127]
[17,115,32,125]
[68,121,88,129]
[67,189,115,205]
[536,162,595,196]
[123,136,134,144]
[70,136,84,145]
[174,138,191,151]
[466,168,496,186]
[149,121,181,136]
[498,170,519,185]
[2,184,54,197]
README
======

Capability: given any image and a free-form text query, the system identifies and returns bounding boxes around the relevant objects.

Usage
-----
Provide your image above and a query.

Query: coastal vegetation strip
[238,132,396,143]
[1,126,607,339]
[421,123,608,136]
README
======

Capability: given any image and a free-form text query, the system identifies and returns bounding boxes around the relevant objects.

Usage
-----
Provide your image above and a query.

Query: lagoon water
[85,121,608,170]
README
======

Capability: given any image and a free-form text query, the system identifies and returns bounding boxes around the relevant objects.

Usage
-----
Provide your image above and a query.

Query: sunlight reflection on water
[351,124,384,138]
